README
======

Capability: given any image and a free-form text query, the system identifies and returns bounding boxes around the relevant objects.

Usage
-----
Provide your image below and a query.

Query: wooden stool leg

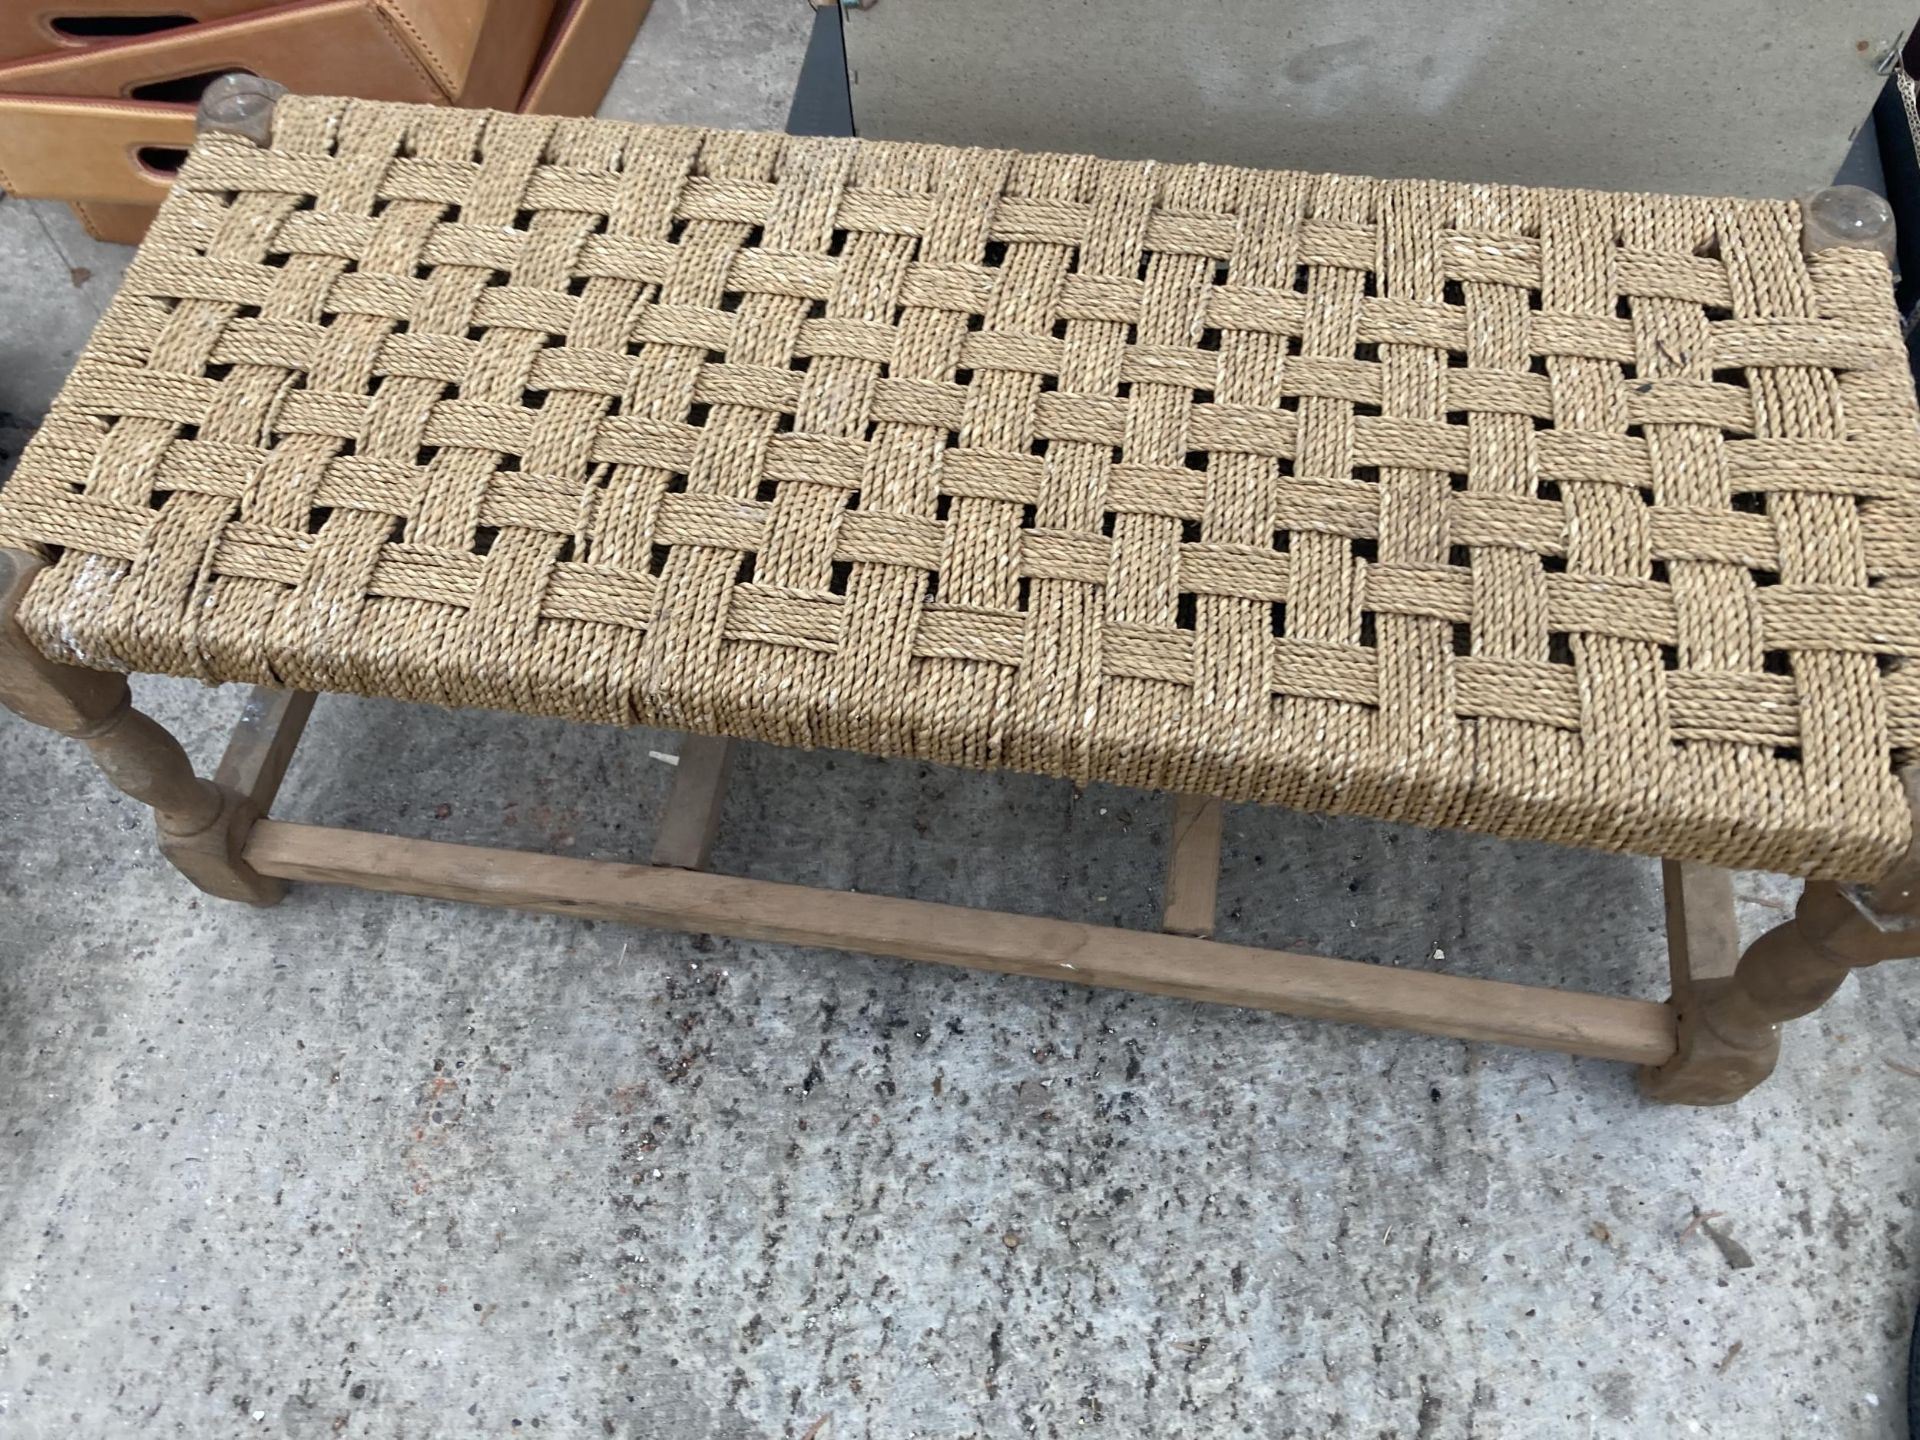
[215,686,316,812]
[1162,794,1223,938]
[0,548,282,906]
[650,734,736,871]
[1641,780,1920,1103]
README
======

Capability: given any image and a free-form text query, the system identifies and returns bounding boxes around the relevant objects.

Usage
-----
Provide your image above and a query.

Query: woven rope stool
[4,88,1919,1103]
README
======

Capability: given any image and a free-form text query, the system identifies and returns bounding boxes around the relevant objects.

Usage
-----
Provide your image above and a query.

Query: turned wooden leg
[1640,186,1916,1103]
[1641,785,1920,1104]
[1639,862,1778,1103]
[0,548,282,905]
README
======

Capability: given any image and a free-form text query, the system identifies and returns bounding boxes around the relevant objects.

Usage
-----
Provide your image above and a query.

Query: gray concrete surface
[844,0,1903,197]
[2,6,1918,1437]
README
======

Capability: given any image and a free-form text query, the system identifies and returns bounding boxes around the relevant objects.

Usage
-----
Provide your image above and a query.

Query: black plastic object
[1908,1293,1917,1436]
[1872,72,1920,381]
[786,2,853,140]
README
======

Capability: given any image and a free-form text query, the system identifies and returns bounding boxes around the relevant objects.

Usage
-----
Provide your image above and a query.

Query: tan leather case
[0,1,555,108]
[385,0,560,110]
[0,94,193,204]
[0,2,278,67]
[0,2,448,105]
[521,0,651,117]
[18,0,616,241]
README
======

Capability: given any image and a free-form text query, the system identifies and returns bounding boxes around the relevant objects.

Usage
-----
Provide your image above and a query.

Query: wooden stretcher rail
[243,819,1680,1065]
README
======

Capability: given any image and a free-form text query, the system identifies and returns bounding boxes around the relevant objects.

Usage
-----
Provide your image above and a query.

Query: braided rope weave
[3,97,1918,879]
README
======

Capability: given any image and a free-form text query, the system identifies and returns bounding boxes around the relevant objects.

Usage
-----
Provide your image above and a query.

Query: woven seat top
[3,97,1918,880]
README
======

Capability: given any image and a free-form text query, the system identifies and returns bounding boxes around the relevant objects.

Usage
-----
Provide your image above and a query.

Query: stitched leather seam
[374,0,455,97]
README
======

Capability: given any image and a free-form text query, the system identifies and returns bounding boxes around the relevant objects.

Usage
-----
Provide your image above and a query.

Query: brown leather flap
[521,0,651,118]
[382,0,559,110]
[71,198,158,243]
[0,94,193,202]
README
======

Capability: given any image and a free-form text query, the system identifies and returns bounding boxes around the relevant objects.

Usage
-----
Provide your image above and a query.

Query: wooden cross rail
[6,541,1919,1104]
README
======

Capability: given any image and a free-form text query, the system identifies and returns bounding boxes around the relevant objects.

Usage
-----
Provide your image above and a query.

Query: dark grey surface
[845,0,1909,197]
[787,4,852,140]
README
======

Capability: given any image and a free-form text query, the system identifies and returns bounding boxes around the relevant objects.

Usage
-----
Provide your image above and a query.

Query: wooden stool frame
[6,545,1917,1103]
[4,86,1918,1104]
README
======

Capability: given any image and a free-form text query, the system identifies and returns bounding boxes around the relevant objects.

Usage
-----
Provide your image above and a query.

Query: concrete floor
[1,7,1918,1438]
